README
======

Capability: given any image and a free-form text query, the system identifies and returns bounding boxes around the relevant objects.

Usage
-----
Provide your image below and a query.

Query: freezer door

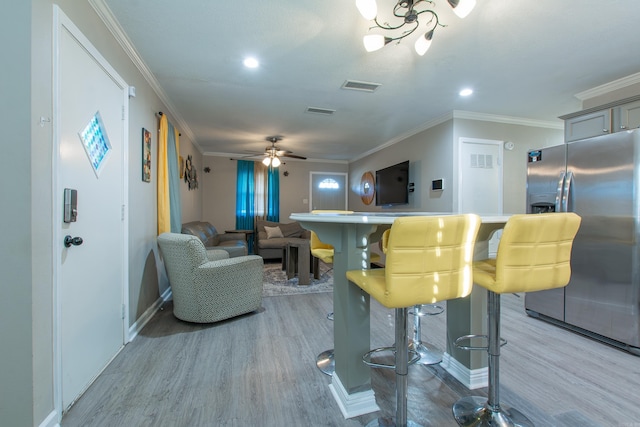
[564,130,640,348]
[525,144,568,320]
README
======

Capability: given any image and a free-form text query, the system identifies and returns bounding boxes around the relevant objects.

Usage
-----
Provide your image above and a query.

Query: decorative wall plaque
[360,171,375,205]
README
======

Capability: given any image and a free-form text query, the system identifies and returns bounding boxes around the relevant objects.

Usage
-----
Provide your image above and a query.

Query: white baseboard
[127,287,172,342]
[329,374,380,419]
[38,410,59,427]
[441,352,488,390]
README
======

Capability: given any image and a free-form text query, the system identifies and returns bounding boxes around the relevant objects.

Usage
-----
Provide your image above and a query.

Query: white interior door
[309,172,348,211]
[458,138,503,255]
[55,8,128,411]
[458,138,503,214]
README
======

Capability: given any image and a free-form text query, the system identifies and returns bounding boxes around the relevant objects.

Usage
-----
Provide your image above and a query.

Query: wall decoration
[184,154,198,190]
[360,171,375,205]
[179,155,184,178]
[142,128,151,182]
[78,111,112,177]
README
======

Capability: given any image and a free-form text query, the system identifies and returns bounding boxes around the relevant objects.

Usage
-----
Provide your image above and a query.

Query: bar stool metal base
[365,417,423,427]
[452,396,533,427]
[409,341,442,365]
[316,349,334,376]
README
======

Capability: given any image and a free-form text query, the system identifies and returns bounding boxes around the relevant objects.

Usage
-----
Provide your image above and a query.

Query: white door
[309,172,348,211]
[458,138,503,255]
[458,138,503,214]
[55,9,128,411]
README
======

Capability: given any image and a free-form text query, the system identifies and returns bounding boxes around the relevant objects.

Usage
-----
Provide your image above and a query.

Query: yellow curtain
[157,114,170,234]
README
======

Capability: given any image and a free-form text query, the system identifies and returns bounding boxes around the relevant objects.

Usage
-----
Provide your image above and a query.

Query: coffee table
[284,238,310,285]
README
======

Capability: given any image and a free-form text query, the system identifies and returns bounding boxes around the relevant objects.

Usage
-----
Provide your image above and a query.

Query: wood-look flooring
[62,290,640,426]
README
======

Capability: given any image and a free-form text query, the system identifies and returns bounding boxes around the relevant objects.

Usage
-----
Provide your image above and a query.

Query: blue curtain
[267,165,279,222]
[236,160,255,252]
[166,122,182,233]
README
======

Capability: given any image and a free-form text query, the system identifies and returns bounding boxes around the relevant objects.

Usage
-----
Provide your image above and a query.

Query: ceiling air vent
[342,80,382,92]
[306,107,336,115]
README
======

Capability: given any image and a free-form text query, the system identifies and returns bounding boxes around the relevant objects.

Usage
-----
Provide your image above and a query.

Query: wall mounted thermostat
[431,179,445,191]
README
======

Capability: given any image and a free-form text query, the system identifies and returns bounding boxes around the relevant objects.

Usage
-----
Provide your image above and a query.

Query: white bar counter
[290,211,509,418]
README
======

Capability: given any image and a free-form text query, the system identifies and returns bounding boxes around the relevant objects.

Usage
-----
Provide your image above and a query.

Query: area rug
[262,260,333,297]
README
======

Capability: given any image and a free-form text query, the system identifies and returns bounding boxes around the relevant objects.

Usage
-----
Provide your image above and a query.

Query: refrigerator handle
[555,172,565,212]
[562,171,573,212]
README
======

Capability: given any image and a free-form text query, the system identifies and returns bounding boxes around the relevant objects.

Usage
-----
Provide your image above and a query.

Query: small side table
[284,238,310,285]
[225,229,255,254]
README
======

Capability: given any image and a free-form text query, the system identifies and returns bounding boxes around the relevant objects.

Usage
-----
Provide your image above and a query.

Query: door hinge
[121,304,126,319]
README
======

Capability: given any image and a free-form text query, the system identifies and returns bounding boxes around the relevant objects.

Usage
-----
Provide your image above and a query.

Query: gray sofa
[181,221,247,258]
[255,219,310,260]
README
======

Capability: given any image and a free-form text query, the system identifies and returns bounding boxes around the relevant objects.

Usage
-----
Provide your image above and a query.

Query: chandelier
[356,0,476,55]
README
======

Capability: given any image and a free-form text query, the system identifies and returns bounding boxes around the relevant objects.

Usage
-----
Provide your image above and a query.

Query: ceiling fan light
[363,34,388,52]
[448,0,476,18]
[356,0,377,20]
[271,157,281,167]
[414,30,434,56]
[262,157,271,166]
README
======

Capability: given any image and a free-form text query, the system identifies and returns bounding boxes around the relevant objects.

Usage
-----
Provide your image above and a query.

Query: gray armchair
[157,233,264,323]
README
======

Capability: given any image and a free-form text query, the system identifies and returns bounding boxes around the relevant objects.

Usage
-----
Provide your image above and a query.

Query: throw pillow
[264,226,284,239]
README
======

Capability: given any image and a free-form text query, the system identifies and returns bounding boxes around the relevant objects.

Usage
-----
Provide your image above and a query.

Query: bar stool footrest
[454,334,507,351]
[362,346,420,369]
[409,304,445,317]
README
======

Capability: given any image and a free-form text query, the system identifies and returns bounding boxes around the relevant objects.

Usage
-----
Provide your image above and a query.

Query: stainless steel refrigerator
[525,130,640,355]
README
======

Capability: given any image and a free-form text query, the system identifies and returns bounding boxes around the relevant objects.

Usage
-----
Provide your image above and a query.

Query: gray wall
[349,117,564,214]
[201,155,348,230]
[1,2,34,426]
[24,1,205,424]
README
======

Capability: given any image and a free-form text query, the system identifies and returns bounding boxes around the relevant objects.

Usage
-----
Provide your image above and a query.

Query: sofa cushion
[264,225,284,239]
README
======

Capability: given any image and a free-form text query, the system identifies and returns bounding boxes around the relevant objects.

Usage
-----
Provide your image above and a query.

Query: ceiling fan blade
[275,150,291,156]
[281,153,307,160]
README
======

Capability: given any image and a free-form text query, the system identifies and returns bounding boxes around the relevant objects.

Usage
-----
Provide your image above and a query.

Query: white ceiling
[99,0,640,161]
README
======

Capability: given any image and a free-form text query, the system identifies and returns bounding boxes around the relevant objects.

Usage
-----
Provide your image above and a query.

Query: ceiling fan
[259,136,306,167]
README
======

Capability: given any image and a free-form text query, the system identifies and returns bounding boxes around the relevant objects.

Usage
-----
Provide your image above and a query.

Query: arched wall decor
[360,171,375,205]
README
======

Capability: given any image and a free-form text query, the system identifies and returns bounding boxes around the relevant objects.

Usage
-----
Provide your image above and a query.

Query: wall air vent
[306,107,336,115]
[342,80,382,92]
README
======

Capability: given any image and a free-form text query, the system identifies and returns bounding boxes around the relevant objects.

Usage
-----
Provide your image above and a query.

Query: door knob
[64,235,84,248]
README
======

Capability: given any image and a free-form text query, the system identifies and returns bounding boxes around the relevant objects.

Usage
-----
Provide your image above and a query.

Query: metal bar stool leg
[409,304,444,365]
[365,308,422,427]
[452,292,533,427]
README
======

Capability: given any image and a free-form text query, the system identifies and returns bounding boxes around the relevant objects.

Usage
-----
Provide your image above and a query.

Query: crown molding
[350,111,455,163]
[349,110,562,163]
[206,152,349,164]
[452,110,563,129]
[575,72,640,102]
[89,0,201,153]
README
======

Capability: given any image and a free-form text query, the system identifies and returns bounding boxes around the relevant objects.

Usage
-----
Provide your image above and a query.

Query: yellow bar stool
[452,212,581,427]
[347,214,481,427]
[380,229,446,366]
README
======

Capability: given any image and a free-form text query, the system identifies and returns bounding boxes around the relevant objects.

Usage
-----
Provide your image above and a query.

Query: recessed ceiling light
[459,88,473,97]
[243,57,259,68]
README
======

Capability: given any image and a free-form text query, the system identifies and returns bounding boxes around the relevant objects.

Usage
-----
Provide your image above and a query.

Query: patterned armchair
[157,233,264,323]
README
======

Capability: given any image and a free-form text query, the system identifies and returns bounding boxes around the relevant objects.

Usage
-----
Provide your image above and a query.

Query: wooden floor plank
[62,291,640,426]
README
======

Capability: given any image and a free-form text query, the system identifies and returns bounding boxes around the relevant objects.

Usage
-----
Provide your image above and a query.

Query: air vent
[306,107,336,115]
[342,80,382,92]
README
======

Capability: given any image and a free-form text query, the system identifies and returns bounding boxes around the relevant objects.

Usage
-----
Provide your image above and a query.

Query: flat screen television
[375,160,409,206]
